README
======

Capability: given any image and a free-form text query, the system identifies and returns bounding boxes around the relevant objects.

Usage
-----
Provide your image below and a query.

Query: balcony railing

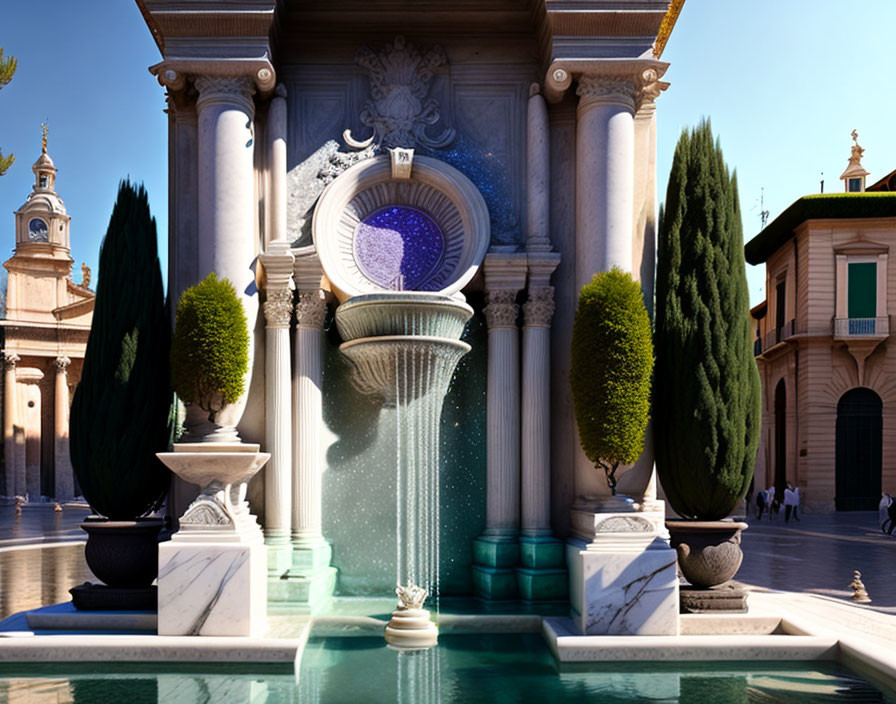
[762,319,795,352]
[833,316,890,338]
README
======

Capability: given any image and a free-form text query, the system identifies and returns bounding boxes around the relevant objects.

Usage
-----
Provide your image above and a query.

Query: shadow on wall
[320,302,488,596]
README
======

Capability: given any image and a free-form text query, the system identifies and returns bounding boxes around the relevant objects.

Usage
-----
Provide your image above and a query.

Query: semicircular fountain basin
[335,292,473,342]
[336,292,473,404]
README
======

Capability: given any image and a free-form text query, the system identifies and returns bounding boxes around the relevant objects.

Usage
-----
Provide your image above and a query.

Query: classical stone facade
[746,138,896,512]
[0,141,94,501]
[137,0,681,608]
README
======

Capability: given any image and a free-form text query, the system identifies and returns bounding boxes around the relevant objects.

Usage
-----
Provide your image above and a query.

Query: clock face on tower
[28,218,49,242]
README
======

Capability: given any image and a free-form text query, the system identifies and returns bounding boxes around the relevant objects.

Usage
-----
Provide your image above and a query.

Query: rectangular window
[775,281,786,339]
[848,178,862,192]
[848,262,877,318]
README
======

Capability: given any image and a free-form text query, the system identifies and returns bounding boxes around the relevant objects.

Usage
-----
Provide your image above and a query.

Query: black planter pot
[80,517,164,589]
[665,520,748,589]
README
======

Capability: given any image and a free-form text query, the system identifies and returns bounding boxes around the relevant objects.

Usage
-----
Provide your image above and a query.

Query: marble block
[158,537,267,637]
[567,532,679,636]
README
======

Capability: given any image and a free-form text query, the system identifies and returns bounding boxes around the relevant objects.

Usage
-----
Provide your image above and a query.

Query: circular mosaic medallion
[354,206,446,290]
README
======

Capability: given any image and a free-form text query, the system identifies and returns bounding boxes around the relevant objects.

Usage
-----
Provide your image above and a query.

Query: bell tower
[13,124,71,255]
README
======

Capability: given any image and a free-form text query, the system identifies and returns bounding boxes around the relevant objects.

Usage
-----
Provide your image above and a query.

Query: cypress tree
[570,268,653,494]
[70,181,172,520]
[654,120,761,520]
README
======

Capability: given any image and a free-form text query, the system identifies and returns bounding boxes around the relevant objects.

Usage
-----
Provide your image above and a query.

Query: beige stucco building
[746,137,896,512]
[0,141,94,502]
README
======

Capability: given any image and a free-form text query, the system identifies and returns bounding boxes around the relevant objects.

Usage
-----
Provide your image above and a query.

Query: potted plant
[69,181,173,608]
[654,120,761,593]
[570,267,653,496]
[170,272,249,443]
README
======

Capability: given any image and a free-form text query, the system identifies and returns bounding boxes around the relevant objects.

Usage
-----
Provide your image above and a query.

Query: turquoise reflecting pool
[0,635,892,703]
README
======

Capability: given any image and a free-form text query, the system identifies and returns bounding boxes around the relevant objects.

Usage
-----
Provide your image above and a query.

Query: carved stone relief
[345,36,455,150]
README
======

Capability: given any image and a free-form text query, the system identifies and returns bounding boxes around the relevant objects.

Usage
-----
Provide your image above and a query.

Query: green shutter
[848,262,877,318]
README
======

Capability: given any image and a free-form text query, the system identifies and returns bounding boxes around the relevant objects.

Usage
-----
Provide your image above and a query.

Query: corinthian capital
[2,351,20,369]
[264,289,294,329]
[483,290,519,330]
[296,289,328,329]
[53,357,71,373]
[523,287,556,328]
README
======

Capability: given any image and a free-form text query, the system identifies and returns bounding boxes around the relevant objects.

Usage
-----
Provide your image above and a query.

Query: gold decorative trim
[653,0,686,59]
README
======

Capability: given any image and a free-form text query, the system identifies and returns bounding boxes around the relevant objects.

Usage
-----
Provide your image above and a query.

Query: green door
[848,262,876,318]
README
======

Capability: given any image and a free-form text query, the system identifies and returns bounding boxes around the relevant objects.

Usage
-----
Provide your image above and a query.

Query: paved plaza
[737,509,896,613]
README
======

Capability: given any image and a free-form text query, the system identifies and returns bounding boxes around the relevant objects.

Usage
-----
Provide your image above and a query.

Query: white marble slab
[567,537,679,636]
[158,540,267,637]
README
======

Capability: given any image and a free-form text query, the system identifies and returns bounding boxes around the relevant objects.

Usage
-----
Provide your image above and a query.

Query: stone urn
[80,517,165,589]
[665,520,748,589]
[182,401,245,444]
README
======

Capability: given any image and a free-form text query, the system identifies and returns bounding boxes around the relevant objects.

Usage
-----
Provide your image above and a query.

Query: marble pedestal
[157,444,270,637]
[567,500,678,636]
[158,525,267,637]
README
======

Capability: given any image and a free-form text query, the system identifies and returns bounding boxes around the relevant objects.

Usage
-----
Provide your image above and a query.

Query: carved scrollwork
[180,497,233,526]
[484,289,519,330]
[345,36,456,150]
[523,287,555,328]
[594,515,653,533]
[53,356,71,373]
[263,289,293,329]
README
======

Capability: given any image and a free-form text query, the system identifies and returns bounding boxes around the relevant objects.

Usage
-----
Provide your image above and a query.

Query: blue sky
[1,1,895,305]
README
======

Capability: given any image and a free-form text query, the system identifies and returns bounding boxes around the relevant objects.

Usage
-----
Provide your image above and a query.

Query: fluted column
[194,75,259,437]
[521,288,556,535]
[260,241,294,573]
[292,277,327,548]
[53,357,73,501]
[3,352,19,497]
[472,254,526,599]
[484,289,522,536]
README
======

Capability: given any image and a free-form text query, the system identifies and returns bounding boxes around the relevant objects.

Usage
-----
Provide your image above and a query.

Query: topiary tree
[654,119,761,520]
[69,181,172,520]
[171,272,248,418]
[0,48,17,175]
[570,267,653,494]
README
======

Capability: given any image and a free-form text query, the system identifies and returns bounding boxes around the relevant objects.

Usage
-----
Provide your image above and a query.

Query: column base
[472,565,518,600]
[265,534,293,576]
[516,567,568,601]
[472,534,519,600]
[267,539,337,611]
[472,535,519,568]
[519,534,564,569]
[516,535,567,601]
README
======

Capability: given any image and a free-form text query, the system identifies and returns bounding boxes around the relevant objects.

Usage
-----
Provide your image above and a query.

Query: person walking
[756,489,767,521]
[784,483,796,522]
[792,484,800,521]
[767,486,777,520]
